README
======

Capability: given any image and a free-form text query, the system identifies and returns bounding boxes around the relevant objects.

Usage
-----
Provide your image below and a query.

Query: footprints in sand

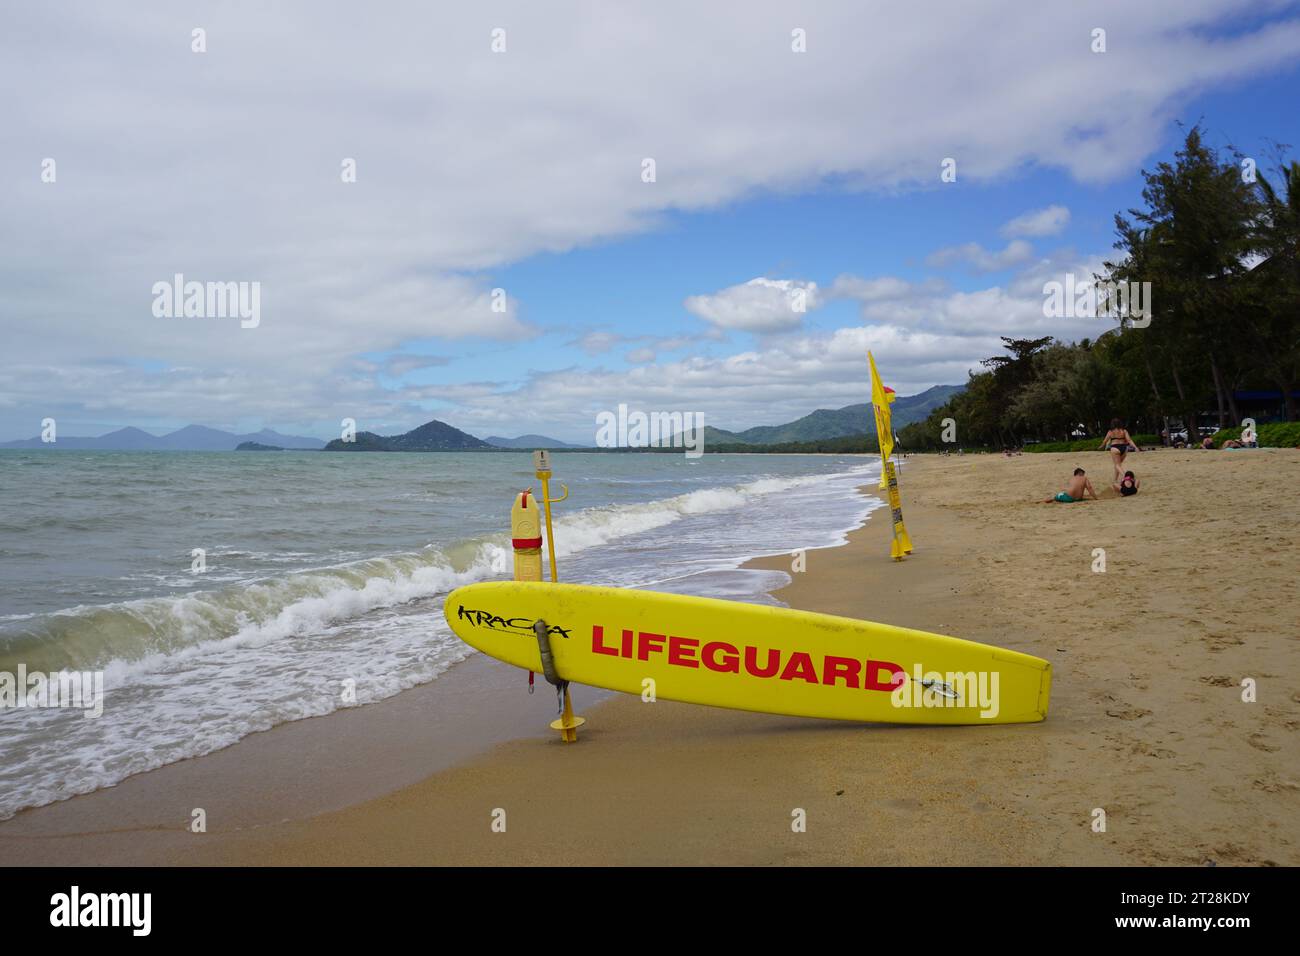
[1129,742,1175,759]
[1197,843,1282,866]
[1105,706,1152,720]
[1247,734,1279,753]
[1252,776,1299,794]
[1198,675,1238,687]
[1090,689,1155,722]
[1202,631,1245,651]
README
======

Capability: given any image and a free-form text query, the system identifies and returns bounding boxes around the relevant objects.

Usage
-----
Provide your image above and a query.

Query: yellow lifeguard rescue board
[444,582,1050,725]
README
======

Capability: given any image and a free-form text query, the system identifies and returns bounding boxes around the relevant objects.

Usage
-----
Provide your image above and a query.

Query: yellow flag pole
[868,352,913,560]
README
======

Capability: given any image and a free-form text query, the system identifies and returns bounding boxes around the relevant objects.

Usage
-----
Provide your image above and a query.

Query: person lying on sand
[1043,467,1098,503]
[1113,470,1140,496]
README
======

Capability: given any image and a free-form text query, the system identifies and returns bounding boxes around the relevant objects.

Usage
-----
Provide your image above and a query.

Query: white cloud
[0,247,1158,443]
[926,240,1035,273]
[573,331,626,355]
[3,0,1298,437]
[684,278,821,332]
[850,249,1119,340]
[1001,205,1072,238]
[442,322,994,441]
[570,331,702,358]
[384,355,451,377]
[829,276,915,302]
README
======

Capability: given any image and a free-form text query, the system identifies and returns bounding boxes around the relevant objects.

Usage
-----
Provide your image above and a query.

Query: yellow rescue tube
[510,490,543,582]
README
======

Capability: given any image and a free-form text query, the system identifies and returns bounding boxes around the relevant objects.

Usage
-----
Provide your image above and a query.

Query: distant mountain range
[1,385,964,453]
[688,385,963,445]
[0,425,325,451]
[320,386,963,452]
[483,434,582,449]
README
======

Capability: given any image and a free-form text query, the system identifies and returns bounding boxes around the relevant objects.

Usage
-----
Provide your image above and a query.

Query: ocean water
[0,450,880,819]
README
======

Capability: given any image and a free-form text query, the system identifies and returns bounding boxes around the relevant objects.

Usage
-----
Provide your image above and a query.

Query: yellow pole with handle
[532,450,567,582]
[523,457,583,742]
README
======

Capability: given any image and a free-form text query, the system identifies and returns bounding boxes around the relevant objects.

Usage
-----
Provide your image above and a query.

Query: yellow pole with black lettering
[869,352,913,560]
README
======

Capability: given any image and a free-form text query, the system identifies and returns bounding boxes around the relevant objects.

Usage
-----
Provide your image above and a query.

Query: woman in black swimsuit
[1100,418,1138,482]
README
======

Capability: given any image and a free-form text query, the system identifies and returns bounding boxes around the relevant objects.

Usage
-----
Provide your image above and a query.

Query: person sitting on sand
[1220,438,1245,448]
[1113,470,1140,496]
[1100,418,1139,480]
[1043,467,1098,503]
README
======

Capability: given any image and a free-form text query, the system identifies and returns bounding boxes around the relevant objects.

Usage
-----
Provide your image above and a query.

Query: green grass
[1023,434,1161,453]
[1207,421,1300,448]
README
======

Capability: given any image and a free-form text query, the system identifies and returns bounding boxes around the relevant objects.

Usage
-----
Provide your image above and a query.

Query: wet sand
[5,450,1296,865]
[0,653,611,864]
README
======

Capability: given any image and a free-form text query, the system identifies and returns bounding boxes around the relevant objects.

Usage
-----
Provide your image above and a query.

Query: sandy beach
[4,449,1296,866]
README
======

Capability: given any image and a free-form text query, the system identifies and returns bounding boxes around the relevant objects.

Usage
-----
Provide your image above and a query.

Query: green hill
[483,434,580,449]
[698,385,964,445]
[323,420,492,451]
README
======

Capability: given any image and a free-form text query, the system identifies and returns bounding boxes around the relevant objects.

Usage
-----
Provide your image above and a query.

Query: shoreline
[0,653,614,864]
[173,458,1065,866]
[0,456,871,836]
[0,462,875,863]
[4,451,1296,865]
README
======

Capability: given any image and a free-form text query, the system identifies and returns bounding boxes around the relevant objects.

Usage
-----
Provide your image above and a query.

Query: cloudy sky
[3,1,1299,442]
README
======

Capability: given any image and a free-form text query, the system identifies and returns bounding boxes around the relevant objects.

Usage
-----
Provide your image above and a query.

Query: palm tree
[1245,160,1300,420]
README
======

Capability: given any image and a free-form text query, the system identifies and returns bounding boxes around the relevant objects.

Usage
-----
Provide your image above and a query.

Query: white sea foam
[0,459,879,819]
